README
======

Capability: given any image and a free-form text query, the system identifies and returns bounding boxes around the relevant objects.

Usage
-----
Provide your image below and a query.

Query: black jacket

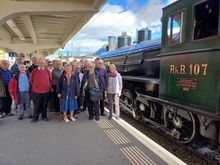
[81,71,105,93]
[57,74,79,98]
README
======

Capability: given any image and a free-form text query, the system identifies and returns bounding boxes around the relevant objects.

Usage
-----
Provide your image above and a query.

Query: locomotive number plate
[170,64,208,76]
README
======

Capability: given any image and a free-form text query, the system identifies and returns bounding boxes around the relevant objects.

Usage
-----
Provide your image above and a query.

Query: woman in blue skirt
[57,64,79,122]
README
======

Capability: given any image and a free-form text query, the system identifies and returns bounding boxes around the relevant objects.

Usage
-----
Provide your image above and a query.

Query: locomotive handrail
[122,76,160,84]
[137,93,220,121]
[159,47,220,57]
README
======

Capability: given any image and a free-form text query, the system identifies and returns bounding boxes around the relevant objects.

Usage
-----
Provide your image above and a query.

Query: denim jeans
[18,91,32,117]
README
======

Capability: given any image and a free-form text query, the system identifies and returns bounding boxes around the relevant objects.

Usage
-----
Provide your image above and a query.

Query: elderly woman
[57,64,79,122]
[9,64,32,120]
[106,64,122,120]
[81,62,105,121]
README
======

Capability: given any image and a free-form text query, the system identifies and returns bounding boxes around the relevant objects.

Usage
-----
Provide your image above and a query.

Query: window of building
[193,0,219,40]
[126,52,143,64]
[167,11,185,44]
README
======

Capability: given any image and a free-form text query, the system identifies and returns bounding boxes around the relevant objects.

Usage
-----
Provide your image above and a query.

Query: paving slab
[0,111,185,165]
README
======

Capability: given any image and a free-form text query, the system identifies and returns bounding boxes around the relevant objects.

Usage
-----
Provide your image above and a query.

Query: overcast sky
[53,0,177,56]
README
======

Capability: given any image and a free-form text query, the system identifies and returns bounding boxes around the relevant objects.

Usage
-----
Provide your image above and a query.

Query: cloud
[65,38,107,54]
[61,0,178,56]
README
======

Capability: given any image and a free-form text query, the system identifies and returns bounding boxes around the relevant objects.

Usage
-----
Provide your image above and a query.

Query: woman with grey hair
[9,64,32,120]
[106,64,122,120]
[57,64,79,122]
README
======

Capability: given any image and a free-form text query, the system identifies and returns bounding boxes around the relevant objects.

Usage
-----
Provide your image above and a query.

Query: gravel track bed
[119,113,214,165]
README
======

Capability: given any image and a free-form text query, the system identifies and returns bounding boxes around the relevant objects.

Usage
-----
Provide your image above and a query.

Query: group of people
[0,56,123,123]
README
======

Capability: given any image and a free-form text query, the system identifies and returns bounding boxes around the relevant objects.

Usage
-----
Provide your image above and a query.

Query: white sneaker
[64,118,70,123]
[70,117,76,122]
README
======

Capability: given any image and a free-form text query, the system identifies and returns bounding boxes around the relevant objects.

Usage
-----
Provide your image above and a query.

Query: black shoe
[42,118,49,121]
[95,117,100,121]
[88,116,93,120]
[108,116,112,120]
[18,116,23,120]
[31,119,37,123]
[6,113,14,116]
[100,113,106,116]
[28,115,33,119]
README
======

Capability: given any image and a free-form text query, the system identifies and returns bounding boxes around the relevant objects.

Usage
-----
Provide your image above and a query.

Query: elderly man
[28,56,38,73]
[81,62,105,121]
[11,57,24,75]
[30,58,52,123]
[52,60,64,113]
[0,60,13,118]
[95,59,107,116]
[70,61,78,72]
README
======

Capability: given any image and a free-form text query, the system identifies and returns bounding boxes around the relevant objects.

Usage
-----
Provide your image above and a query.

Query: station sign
[8,52,16,57]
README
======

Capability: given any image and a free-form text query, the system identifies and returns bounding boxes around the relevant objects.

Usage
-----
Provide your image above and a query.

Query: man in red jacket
[30,58,52,123]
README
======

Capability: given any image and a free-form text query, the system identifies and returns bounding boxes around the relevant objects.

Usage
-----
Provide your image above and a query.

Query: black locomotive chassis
[137,93,220,121]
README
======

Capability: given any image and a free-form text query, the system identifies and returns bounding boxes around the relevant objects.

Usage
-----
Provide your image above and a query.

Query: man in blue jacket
[95,59,107,116]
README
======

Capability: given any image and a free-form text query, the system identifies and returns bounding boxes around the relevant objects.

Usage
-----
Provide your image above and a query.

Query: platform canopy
[0,0,105,57]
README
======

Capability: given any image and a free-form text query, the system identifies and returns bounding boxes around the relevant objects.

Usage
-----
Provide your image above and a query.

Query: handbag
[89,88,103,102]
[89,73,103,102]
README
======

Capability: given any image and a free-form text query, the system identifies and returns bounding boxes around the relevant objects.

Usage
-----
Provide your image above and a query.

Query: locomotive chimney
[108,36,117,51]
[137,28,152,43]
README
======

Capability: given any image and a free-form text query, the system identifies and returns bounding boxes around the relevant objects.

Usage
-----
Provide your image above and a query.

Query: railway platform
[0,110,186,165]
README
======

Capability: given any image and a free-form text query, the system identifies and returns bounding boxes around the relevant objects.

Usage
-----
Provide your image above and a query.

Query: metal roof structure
[0,0,105,57]
[99,39,161,59]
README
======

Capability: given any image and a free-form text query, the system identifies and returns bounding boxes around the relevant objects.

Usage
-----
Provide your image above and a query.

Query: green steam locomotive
[100,0,220,147]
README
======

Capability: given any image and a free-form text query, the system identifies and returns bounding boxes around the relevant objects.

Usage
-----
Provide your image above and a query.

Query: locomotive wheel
[121,89,134,108]
[164,108,198,144]
[121,89,141,120]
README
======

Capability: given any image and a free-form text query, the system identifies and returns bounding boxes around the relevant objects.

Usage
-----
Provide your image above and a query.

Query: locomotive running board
[136,93,220,121]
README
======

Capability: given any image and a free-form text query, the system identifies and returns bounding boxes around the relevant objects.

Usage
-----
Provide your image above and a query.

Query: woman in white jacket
[106,64,122,120]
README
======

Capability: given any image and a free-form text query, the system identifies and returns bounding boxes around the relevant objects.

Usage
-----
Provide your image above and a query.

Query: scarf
[107,71,117,77]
